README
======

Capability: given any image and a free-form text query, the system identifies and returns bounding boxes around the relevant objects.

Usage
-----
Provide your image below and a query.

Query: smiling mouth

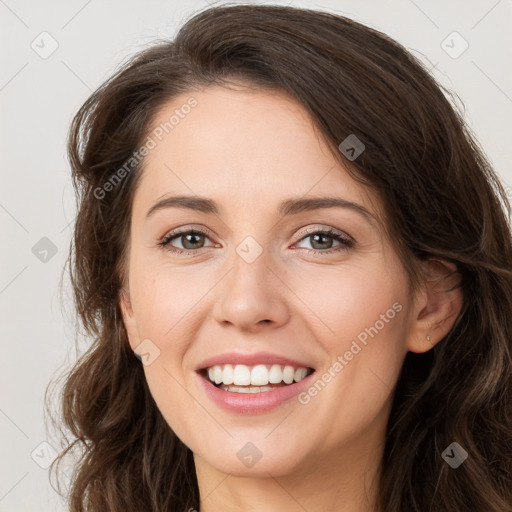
[200,364,315,393]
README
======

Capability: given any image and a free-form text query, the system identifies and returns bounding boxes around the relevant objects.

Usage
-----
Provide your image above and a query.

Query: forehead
[134,84,383,221]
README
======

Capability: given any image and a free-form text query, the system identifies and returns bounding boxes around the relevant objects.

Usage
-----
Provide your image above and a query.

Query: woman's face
[120,84,422,479]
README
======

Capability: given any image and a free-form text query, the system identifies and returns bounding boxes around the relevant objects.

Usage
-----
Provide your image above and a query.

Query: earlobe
[407,259,463,354]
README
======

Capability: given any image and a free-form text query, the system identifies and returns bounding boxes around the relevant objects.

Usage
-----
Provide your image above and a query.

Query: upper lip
[196,351,315,371]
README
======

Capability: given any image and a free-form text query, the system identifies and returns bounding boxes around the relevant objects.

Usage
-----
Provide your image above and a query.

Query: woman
[52,4,512,511]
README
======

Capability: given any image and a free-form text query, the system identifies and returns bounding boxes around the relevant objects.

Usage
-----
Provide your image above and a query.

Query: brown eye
[179,232,206,249]
[309,233,335,250]
[294,229,354,254]
[159,229,215,253]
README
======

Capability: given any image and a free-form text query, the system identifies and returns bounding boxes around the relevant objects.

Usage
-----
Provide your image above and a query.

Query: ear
[119,285,140,352]
[407,259,463,353]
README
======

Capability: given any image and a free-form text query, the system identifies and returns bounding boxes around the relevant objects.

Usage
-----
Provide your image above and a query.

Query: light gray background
[1,0,511,510]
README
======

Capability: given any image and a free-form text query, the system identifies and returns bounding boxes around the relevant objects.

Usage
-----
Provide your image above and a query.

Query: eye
[293,228,354,255]
[158,228,216,253]
[158,226,354,255]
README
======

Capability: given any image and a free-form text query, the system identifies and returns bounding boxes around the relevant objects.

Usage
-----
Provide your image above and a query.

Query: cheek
[129,262,209,345]
[129,266,206,439]
[285,260,408,347]
[128,264,211,437]
[141,364,213,456]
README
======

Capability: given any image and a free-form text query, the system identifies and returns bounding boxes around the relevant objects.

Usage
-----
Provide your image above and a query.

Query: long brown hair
[48,4,512,511]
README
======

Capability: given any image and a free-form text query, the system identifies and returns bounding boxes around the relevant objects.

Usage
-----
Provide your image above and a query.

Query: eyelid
[294,225,353,243]
[160,224,215,241]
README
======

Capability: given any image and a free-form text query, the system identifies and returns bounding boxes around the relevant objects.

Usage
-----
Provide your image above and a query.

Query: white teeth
[251,364,269,386]
[294,367,307,381]
[214,365,223,385]
[283,366,295,384]
[233,365,251,385]
[219,385,274,393]
[222,364,234,385]
[269,364,282,384]
[205,363,311,386]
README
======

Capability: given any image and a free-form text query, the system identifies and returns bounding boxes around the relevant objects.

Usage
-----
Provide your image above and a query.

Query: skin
[120,84,462,512]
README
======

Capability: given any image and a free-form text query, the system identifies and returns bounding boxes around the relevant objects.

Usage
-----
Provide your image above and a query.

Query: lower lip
[196,371,316,414]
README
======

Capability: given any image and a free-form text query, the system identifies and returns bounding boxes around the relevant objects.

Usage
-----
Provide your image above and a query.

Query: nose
[213,248,290,332]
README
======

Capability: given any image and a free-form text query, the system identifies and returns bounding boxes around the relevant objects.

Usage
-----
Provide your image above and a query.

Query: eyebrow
[145,195,377,226]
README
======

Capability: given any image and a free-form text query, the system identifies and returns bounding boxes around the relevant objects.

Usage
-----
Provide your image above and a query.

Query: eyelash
[157,227,354,256]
